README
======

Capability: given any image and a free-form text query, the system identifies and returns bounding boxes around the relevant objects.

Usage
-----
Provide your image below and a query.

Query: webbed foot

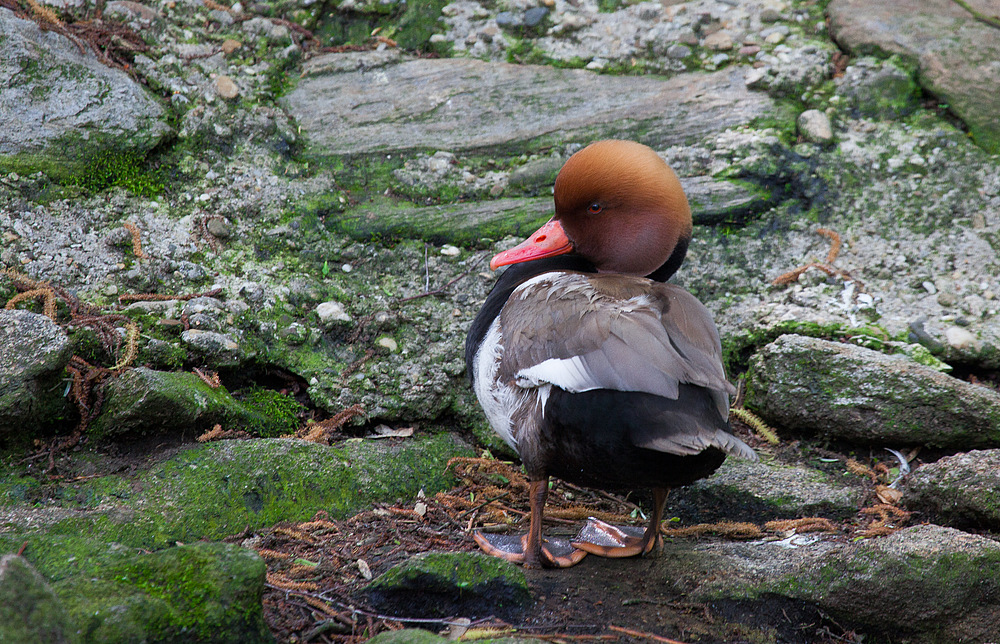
[571,518,661,558]
[473,530,587,568]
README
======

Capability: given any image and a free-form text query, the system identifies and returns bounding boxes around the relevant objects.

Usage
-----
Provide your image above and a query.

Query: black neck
[465,255,596,383]
[646,236,689,283]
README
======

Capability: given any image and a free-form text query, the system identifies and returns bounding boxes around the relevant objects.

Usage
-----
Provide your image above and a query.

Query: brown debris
[122,221,149,259]
[771,228,866,295]
[298,404,365,444]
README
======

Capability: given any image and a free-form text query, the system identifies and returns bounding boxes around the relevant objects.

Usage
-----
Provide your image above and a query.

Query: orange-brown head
[490,140,692,278]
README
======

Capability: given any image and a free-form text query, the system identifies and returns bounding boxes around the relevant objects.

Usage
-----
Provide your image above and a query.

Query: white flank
[472,319,521,450]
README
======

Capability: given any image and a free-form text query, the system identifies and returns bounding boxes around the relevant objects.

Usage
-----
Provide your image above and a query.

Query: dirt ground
[249,456,870,644]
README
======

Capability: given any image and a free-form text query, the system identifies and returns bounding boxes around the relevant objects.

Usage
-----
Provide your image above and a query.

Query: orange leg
[473,478,587,569]
[572,488,668,558]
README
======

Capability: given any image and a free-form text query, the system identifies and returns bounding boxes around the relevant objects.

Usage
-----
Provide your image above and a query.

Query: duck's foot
[473,531,588,568]
[571,518,660,558]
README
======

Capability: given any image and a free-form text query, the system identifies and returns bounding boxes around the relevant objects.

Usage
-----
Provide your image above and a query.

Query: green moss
[39,435,472,549]
[314,0,449,52]
[745,100,801,145]
[0,536,270,644]
[722,320,849,378]
[70,149,164,196]
[234,387,305,437]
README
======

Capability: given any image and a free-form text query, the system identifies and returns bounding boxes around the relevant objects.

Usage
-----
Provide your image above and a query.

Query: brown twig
[609,625,689,644]
[122,222,149,259]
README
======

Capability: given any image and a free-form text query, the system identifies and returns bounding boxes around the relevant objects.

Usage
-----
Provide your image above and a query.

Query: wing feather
[501,273,733,407]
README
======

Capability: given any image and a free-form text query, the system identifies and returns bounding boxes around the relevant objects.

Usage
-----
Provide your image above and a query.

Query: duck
[464,140,757,569]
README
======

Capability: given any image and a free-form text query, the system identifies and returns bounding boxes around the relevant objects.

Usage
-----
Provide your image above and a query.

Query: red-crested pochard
[464,140,757,569]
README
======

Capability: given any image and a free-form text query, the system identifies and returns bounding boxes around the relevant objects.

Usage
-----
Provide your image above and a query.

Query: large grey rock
[0,555,75,644]
[0,6,171,177]
[682,457,860,519]
[744,334,1000,448]
[333,176,770,245]
[828,0,1000,153]
[283,53,773,155]
[689,524,1000,642]
[903,449,1000,530]
[0,309,71,433]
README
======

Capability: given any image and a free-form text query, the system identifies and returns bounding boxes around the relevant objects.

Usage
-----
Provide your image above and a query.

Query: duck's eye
[587,202,603,215]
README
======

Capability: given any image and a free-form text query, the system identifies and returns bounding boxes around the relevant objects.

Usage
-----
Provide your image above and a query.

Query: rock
[25,540,270,644]
[0,7,171,178]
[88,367,290,438]
[828,0,1000,153]
[221,38,242,54]
[523,7,549,28]
[744,335,1000,448]
[703,30,734,51]
[690,524,1000,641]
[367,552,531,620]
[666,44,691,59]
[945,325,976,350]
[329,197,552,245]
[796,109,833,144]
[681,458,860,520]
[104,0,162,30]
[835,57,920,119]
[334,174,772,244]
[205,216,233,238]
[316,300,352,324]
[681,176,775,225]
[124,435,473,546]
[0,309,71,434]
[366,630,452,644]
[0,555,74,644]
[507,156,564,190]
[902,449,1000,529]
[283,55,772,155]
[215,75,240,99]
[180,329,243,366]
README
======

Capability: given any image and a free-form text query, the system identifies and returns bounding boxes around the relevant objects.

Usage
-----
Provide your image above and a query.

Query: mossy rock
[39,435,472,549]
[88,368,298,440]
[0,537,269,644]
[367,551,531,620]
[744,334,1000,448]
[0,554,76,644]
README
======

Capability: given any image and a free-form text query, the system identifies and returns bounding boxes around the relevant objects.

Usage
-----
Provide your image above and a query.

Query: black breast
[537,386,728,491]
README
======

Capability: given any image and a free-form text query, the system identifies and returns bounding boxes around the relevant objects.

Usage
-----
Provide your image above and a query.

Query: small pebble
[221,38,242,54]
[703,31,734,51]
[378,337,398,352]
[215,75,239,99]
[440,245,460,256]
[796,109,833,144]
[945,326,976,350]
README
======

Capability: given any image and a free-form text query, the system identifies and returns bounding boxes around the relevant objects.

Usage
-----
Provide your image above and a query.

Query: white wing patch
[515,355,597,393]
[473,319,527,450]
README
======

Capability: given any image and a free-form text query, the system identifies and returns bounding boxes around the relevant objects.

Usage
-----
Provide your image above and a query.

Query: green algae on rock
[0,537,269,644]
[0,554,76,644]
[367,551,531,620]
[744,334,1000,448]
[58,435,472,548]
[88,367,297,439]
